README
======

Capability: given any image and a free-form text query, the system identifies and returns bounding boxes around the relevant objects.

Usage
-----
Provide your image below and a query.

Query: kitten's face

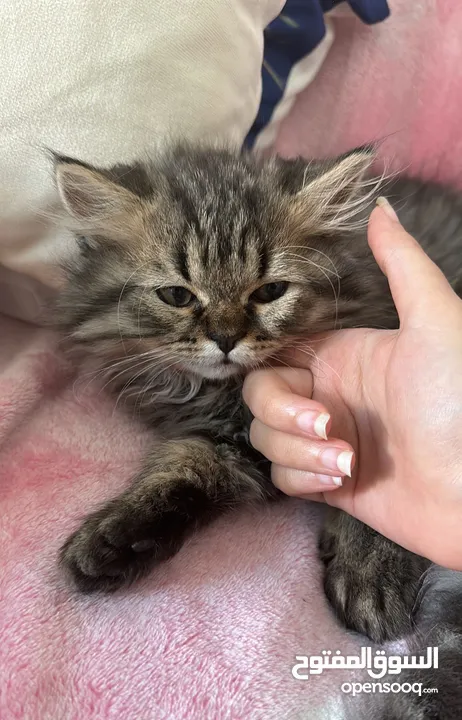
[54,146,374,382]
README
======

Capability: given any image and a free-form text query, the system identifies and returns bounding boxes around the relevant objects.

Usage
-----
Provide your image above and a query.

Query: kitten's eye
[157,286,195,307]
[250,281,289,304]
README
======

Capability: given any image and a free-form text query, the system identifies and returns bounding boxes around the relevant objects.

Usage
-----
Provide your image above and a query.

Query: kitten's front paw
[60,507,163,593]
[319,528,427,643]
[60,486,202,592]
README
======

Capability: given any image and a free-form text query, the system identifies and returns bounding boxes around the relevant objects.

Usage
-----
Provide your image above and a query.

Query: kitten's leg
[61,437,274,592]
[319,508,430,643]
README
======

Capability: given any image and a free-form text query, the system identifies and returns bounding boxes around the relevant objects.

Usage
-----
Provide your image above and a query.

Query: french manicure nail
[321,448,354,477]
[297,411,331,439]
[376,196,399,222]
[337,451,354,476]
[318,474,343,487]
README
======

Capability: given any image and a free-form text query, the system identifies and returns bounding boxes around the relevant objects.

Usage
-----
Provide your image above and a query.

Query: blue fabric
[245,0,390,147]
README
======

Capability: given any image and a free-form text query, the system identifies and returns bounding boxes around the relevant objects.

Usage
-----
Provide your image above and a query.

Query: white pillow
[0,0,283,320]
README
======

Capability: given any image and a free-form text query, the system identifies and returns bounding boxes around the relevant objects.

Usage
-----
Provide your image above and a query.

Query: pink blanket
[2,1,462,717]
[0,315,365,718]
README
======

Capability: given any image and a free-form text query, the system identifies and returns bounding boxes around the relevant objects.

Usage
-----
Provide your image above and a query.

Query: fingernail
[297,411,331,440]
[376,196,399,222]
[318,474,343,487]
[320,448,354,477]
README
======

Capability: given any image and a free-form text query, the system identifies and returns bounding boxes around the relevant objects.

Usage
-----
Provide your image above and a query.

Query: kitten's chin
[185,361,244,381]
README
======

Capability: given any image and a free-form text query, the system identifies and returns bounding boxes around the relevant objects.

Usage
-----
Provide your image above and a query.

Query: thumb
[368,199,460,328]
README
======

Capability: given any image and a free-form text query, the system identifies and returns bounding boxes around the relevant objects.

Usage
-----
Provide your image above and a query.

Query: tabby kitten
[54,145,462,650]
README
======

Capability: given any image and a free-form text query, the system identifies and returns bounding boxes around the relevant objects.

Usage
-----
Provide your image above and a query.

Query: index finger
[242,367,331,440]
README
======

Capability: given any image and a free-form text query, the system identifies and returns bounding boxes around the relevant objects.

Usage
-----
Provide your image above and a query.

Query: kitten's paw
[319,528,426,643]
[322,557,410,643]
[60,507,166,593]
[60,485,204,593]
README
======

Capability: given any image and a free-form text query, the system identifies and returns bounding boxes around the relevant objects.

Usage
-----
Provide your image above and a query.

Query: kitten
[53,145,462,643]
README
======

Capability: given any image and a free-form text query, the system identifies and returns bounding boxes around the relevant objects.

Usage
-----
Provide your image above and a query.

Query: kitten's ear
[291,147,376,233]
[54,157,145,243]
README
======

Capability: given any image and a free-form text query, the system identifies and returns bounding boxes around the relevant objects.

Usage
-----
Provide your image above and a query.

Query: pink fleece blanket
[0,315,365,719]
[2,1,462,717]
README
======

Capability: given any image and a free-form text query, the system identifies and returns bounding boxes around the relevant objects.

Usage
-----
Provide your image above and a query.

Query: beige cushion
[0,0,283,319]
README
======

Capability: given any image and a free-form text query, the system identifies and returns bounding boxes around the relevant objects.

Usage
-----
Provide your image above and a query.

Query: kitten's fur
[53,145,462,716]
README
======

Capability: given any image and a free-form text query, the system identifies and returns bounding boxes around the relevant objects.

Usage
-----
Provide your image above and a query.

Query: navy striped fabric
[246,0,390,147]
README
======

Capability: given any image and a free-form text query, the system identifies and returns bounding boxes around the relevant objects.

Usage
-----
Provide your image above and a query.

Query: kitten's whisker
[284,252,340,330]
[105,359,164,401]
[286,246,340,278]
[132,358,182,414]
[136,284,151,341]
[135,281,166,340]
[114,352,181,414]
[113,353,179,412]
[290,334,337,346]
[99,348,167,375]
[283,253,339,280]
[287,344,343,384]
[71,353,153,397]
[265,353,293,370]
[116,261,154,350]
[100,349,176,397]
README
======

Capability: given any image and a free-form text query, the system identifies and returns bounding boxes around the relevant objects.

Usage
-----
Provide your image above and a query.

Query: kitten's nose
[208,332,245,355]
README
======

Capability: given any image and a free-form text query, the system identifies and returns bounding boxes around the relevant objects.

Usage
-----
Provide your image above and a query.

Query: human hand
[243,200,462,569]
